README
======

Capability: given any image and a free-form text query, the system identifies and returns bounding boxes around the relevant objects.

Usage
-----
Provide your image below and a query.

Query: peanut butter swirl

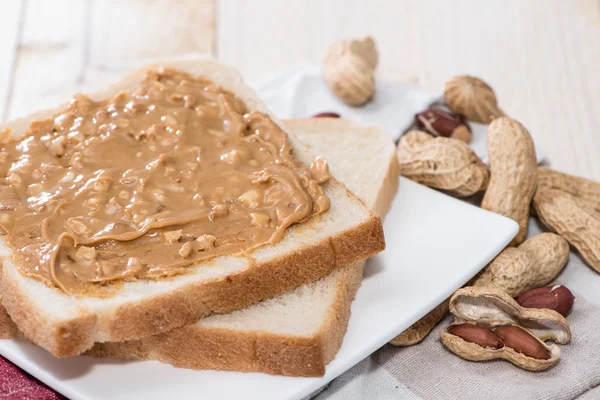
[0,69,330,295]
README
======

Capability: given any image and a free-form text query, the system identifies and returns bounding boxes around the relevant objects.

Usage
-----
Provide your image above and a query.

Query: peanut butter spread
[0,69,330,295]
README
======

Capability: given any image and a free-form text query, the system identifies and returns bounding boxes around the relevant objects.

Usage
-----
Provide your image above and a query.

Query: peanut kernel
[178,242,193,258]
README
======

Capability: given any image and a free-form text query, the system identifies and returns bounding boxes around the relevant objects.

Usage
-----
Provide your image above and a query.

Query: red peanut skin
[495,326,550,360]
[448,324,504,349]
[415,108,470,138]
[516,285,575,317]
[312,112,341,118]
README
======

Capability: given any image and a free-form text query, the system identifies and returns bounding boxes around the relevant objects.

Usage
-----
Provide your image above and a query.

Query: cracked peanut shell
[440,286,571,371]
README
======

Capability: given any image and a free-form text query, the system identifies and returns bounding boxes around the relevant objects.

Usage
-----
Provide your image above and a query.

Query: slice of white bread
[0,60,385,357]
[87,119,400,376]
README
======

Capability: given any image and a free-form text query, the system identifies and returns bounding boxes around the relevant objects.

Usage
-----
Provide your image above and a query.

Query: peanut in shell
[323,36,377,106]
[472,233,569,297]
[444,75,505,124]
[533,187,600,273]
[481,117,537,246]
[440,286,571,371]
[537,168,600,214]
[397,130,489,197]
[441,325,559,371]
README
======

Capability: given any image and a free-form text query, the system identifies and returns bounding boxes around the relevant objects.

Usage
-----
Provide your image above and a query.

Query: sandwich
[0,117,398,377]
[0,59,384,357]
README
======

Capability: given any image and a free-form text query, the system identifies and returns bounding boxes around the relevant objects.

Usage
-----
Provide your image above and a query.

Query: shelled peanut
[448,325,550,360]
[396,130,489,197]
[440,286,571,371]
[516,285,575,317]
[414,108,472,143]
[312,112,341,118]
[447,324,503,349]
[481,117,537,246]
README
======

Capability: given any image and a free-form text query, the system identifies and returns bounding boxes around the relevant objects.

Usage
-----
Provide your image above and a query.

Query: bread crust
[2,213,383,357]
[86,262,367,377]
[0,61,385,357]
[0,300,18,339]
[90,325,327,376]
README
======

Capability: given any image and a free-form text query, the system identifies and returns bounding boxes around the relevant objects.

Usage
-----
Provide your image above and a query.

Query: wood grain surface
[0,0,214,119]
[1,0,598,181]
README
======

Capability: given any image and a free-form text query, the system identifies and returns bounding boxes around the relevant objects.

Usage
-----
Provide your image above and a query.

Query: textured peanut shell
[449,286,571,343]
[481,118,537,246]
[346,37,378,69]
[440,326,560,371]
[324,54,375,106]
[537,168,600,214]
[389,300,449,346]
[443,76,505,124]
[533,188,600,272]
[323,37,377,106]
[472,233,569,297]
[397,130,489,197]
[440,285,570,371]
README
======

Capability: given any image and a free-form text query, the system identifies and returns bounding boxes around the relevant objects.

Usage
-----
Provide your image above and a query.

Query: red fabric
[0,355,63,399]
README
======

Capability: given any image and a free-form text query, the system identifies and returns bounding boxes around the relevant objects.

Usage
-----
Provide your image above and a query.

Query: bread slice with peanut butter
[87,118,399,376]
[0,59,384,357]
[0,119,397,376]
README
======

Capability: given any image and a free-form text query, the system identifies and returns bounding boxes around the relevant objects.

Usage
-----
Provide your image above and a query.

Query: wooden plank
[0,1,24,121]
[86,0,214,87]
[217,0,600,179]
[6,0,86,119]
[6,0,215,120]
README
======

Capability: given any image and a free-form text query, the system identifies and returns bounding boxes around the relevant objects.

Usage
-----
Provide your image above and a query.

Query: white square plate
[0,178,517,400]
